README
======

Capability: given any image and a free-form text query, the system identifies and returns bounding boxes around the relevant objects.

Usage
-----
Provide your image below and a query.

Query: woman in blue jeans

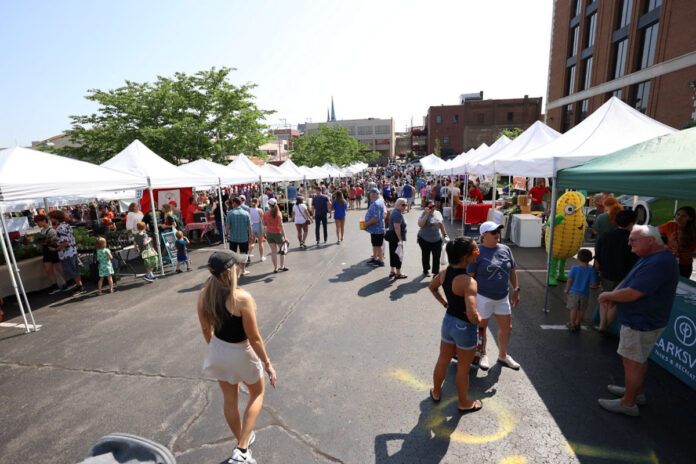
[428,236,483,413]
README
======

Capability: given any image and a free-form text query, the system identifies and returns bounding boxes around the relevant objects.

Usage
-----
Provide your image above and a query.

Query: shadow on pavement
[358,277,393,298]
[329,261,380,284]
[389,277,429,301]
[374,397,462,464]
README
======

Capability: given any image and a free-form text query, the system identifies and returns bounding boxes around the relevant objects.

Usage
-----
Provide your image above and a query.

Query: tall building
[304,118,396,161]
[424,95,543,157]
[546,0,696,132]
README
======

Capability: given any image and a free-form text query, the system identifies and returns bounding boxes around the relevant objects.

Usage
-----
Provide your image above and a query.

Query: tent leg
[218,179,227,249]
[147,181,165,276]
[542,169,559,313]
[0,214,36,332]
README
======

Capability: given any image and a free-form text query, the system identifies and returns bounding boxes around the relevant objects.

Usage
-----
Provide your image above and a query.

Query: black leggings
[418,237,442,274]
[315,214,328,242]
[388,239,402,270]
[679,263,692,278]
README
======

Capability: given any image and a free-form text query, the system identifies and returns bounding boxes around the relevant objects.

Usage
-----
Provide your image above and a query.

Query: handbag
[384,229,398,242]
[141,246,159,269]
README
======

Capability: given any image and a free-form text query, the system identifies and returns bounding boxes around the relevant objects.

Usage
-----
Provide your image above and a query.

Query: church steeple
[330,96,336,121]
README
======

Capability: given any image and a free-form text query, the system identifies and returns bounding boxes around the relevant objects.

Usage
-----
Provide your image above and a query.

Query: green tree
[57,67,274,164]
[498,127,525,140]
[433,138,441,157]
[291,124,379,166]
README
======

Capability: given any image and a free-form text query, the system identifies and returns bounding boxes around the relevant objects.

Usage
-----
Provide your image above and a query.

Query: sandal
[280,267,289,272]
[395,274,408,279]
[429,389,441,403]
[389,271,396,278]
[458,399,482,413]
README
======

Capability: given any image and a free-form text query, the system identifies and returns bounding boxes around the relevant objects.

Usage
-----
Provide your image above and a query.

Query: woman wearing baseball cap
[198,251,277,464]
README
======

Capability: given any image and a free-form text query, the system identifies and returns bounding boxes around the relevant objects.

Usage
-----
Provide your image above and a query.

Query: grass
[648,199,689,226]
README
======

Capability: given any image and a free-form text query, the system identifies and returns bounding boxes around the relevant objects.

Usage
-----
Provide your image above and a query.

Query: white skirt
[203,335,263,385]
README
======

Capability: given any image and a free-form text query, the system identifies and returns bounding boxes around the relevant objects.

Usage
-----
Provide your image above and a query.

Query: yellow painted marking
[388,368,516,444]
[500,456,527,464]
[568,441,660,464]
[388,368,431,391]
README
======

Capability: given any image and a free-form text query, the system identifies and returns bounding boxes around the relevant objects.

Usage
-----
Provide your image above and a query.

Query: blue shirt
[312,194,330,217]
[287,185,296,199]
[226,208,252,242]
[365,197,385,234]
[402,184,414,198]
[382,186,391,198]
[617,249,679,330]
[467,244,516,300]
[332,200,347,220]
[567,265,597,298]
[388,208,407,241]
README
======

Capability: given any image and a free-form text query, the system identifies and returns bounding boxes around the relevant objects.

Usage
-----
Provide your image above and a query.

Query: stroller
[79,433,176,464]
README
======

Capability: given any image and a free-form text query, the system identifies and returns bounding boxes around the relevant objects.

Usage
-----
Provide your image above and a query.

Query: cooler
[510,214,542,247]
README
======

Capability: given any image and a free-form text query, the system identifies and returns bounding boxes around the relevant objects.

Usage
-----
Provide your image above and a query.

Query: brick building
[546,0,696,133]
[424,96,543,157]
[304,118,395,160]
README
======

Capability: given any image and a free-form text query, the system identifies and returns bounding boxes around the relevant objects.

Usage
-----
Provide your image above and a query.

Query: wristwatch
[513,288,520,292]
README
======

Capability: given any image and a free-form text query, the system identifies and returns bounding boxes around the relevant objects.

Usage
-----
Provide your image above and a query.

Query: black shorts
[43,249,60,263]
[229,241,249,254]
[371,233,384,247]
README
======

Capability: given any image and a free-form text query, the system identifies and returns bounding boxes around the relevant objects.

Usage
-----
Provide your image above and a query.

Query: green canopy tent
[557,127,696,200]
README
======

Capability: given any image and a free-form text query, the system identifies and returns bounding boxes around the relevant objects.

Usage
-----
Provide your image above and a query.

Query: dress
[96,248,114,277]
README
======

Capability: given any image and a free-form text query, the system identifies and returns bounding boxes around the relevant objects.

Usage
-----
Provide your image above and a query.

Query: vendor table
[0,256,62,298]
[455,203,498,224]
[186,221,216,243]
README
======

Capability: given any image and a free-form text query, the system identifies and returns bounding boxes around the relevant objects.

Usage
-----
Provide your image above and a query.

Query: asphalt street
[0,206,694,464]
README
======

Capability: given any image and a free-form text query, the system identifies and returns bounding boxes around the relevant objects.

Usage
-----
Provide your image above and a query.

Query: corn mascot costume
[545,191,586,286]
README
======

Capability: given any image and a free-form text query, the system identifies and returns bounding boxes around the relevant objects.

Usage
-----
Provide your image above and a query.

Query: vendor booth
[557,127,696,390]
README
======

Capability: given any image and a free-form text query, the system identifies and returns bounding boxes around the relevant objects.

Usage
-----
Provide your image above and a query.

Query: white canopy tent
[259,163,292,182]
[298,166,325,181]
[493,97,676,178]
[0,146,149,333]
[227,154,265,182]
[279,159,307,181]
[102,140,210,275]
[177,159,259,186]
[460,135,511,175]
[418,154,447,172]
[472,121,561,176]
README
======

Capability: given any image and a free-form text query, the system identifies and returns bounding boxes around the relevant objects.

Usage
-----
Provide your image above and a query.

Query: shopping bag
[395,242,404,260]
[382,238,388,258]
[279,240,289,255]
[439,240,449,267]
[141,246,159,270]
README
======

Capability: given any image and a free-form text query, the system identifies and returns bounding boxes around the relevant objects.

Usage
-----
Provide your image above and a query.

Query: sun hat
[268,198,277,206]
[369,188,380,195]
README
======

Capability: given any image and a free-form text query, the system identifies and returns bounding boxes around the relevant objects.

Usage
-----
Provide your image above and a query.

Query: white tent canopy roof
[494,97,676,177]
[0,146,148,202]
[178,159,259,186]
[419,154,448,172]
[227,153,266,181]
[101,140,206,189]
[258,162,292,182]
[473,121,561,175]
[279,159,307,181]
[461,136,511,172]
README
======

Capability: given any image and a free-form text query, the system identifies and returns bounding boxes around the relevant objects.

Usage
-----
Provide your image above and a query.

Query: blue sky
[0,0,553,147]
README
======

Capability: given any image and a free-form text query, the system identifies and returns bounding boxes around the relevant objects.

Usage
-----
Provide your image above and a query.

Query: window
[443,136,450,146]
[634,80,650,113]
[435,115,442,124]
[573,0,582,18]
[347,126,356,136]
[582,56,593,90]
[585,13,597,48]
[507,112,514,122]
[375,125,390,134]
[566,65,576,95]
[638,23,659,70]
[569,26,579,57]
[618,0,632,28]
[562,104,574,132]
[477,113,484,124]
[453,114,459,123]
[358,126,373,136]
[612,88,623,99]
[613,39,628,79]
[577,99,589,123]
[644,0,662,13]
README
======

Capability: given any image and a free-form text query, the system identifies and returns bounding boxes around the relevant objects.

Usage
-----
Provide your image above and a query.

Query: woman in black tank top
[428,237,484,413]
[197,251,277,462]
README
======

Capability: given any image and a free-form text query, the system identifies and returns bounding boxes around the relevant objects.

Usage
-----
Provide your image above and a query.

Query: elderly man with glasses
[597,224,679,416]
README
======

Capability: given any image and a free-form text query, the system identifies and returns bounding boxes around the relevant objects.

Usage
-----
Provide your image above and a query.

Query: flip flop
[429,389,441,403]
[395,274,408,279]
[388,271,396,278]
[458,399,482,413]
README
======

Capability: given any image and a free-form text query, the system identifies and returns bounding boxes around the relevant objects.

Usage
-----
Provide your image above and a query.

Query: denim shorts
[441,313,477,350]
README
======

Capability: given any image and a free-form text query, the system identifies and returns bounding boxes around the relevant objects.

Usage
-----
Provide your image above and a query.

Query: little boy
[133,222,156,281]
[175,230,192,273]
[564,249,598,331]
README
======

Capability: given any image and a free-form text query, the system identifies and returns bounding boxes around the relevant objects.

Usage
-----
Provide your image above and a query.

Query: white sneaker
[229,447,256,463]
[479,355,490,370]
[607,384,647,405]
[498,354,520,370]
[260,256,266,262]
[248,430,256,447]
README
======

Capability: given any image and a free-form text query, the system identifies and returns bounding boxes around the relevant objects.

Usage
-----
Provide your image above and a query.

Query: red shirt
[659,221,696,265]
[529,185,550,205]
[468,187,483,203]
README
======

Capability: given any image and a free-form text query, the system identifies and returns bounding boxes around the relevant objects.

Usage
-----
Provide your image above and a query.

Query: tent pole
[542,159,559,313]
[450,171,454,225]
[147,179,165,276]
[0,213,36,332]
[218,178,227,248]
[674,200,679,215]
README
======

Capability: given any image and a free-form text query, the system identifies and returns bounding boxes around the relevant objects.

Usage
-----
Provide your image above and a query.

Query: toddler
[564,249,598,331]
[175,230,192,273]
[95,237,114,295]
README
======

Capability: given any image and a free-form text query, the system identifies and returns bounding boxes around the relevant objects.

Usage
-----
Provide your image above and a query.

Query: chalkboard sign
[160,231,177,265]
